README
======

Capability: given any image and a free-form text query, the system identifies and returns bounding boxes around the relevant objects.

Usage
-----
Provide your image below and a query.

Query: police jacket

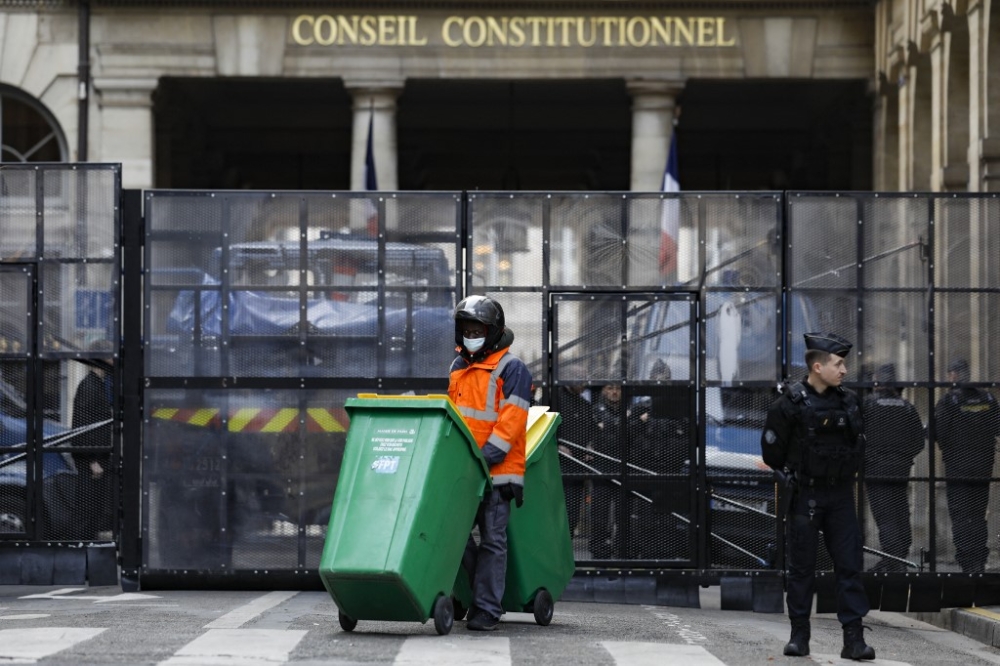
[934,387,1000,478]
[760,378,863,483]
[71,369,113,466]
[863,389,925,478]
[448,328,532,486]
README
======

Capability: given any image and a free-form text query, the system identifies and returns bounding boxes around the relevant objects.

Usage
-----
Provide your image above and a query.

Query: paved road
[1,586,1000,665]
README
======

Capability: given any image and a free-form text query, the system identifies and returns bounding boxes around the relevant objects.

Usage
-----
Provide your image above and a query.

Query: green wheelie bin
[319,394,491,635]
[454,406,575,626]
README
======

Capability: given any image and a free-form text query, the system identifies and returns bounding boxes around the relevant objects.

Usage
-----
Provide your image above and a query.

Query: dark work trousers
[864,480,912,568]
[461,490,511,620]
[588,481,618,559]
[945,480,991,573]
[786,483,869,626]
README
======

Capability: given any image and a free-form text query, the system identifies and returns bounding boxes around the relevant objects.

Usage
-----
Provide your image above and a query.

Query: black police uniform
[554,385,596,538]
[935,376,1000,573]
[863,376,925,572]
[590,390,622,559]
[761,332,874,660]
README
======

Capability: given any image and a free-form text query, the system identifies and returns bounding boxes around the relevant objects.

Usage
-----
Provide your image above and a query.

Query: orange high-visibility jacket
[448,345,532,486]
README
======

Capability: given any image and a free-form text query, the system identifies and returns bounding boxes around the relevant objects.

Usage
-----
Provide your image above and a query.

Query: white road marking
[94,592,162,603]
[204,591,299,629]
[809,653,911,665]
[394,636,510,665]
[0,614,50,620]
[159,628,306,666]
[601,641,726,665]
[0,627,105,663]
[19,587,86,599]
[17,588,160,603]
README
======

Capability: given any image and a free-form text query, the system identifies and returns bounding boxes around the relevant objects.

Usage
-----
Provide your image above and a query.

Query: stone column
[930,35,945,191]
[967,2,983,191]
[874,73,900,191]
[346,83,403,191]
[93,78,157,190]
[626,81,684,191]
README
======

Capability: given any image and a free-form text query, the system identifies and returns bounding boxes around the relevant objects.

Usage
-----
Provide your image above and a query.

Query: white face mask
[463,337,486,353]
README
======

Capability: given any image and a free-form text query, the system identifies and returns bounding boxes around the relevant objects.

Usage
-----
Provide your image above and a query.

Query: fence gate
[0,164,120,585]
[550,292,701,567]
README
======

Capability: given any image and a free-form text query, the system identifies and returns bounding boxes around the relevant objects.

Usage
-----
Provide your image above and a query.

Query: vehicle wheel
[338,610,357,632]
[532,589,554,626]
[0,497,25,534]
[433,594,454,635]
[452,596,468,621]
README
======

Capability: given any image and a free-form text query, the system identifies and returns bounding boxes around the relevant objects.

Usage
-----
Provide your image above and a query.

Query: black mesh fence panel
[788,193,1000,576]
[0,164,120,544]
[135,188,1000,580]
[142,191,460,578]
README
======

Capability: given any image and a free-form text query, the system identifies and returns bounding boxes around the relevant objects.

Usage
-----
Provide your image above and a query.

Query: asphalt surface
[2,585,1000,665]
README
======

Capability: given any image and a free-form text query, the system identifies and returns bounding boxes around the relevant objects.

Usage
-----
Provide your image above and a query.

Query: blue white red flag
[658,132,680,276]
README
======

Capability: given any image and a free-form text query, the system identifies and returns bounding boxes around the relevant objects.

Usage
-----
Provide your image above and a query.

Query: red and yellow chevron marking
[150,407,349,433]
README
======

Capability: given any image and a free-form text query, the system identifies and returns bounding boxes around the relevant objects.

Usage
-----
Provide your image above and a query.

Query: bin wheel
[533,589,554,626]
[338,610,358,632]
[433,594,454,635]
[452,596,468,621]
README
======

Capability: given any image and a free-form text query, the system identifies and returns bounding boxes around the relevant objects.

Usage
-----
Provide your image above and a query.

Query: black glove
[497,483,524,508]
[482,442,507,466]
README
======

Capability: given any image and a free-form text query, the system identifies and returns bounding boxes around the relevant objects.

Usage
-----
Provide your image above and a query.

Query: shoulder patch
[764,429,777,445]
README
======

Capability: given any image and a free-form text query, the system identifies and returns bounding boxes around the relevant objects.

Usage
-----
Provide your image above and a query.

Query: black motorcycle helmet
[454,295,505,357]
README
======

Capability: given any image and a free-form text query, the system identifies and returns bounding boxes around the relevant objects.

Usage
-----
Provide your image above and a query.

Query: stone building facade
[874,0,1000,192]
[0,1,878,191]
[2,2,994,194]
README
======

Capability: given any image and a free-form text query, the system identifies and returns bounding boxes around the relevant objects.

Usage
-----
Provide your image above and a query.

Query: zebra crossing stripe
[601,641,726,665]
[158,628,306,665]
[0,627,105,663]
[204,591,299,629]
[394,636,510,665]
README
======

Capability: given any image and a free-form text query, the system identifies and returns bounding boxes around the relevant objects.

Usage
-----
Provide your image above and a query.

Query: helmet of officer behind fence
[947,358,971,382]
[454,295,505,350]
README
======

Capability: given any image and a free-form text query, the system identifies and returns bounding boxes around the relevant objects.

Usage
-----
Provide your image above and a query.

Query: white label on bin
[371,456,400,474]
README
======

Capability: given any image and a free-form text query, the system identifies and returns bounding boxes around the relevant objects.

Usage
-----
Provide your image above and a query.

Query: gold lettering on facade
[289,15,737,48]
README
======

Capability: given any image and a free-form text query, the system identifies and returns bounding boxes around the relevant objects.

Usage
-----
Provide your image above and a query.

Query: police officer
[761,333,875,661]
[863,363,925,572]
[450,295,532,631]
[935,358,1000,573]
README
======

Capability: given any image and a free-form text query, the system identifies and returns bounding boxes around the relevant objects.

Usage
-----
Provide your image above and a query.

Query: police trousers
[786,483,869,626]
[461,489,512,619]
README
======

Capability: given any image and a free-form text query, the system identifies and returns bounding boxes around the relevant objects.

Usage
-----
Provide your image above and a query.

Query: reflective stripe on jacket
[448,345,532,486]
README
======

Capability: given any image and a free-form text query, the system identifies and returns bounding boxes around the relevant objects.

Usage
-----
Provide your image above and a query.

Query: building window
[0,85,67,163]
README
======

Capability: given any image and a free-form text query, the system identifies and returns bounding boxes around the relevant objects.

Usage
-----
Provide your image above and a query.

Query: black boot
[841,620,875,660]
[783,618,810,656]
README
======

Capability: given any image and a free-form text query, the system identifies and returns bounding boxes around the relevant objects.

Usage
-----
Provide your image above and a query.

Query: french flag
[658,132,680,277]
[363,106,378,191]
[363,105,378,236]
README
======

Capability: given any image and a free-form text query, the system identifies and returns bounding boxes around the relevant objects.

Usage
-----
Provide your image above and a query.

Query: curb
[910,607,1000,649]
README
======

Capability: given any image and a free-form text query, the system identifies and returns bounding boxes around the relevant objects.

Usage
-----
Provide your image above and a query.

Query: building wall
[0,2,874,190]
[874,0,1000,192]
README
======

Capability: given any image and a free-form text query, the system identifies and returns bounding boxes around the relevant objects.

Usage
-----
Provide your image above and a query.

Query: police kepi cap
[803,332,852,357]
[876,362,897,383]
[947,358,969,374]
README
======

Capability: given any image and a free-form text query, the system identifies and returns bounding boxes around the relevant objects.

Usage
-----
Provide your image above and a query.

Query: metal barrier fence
[0,163,120,585]
[4,172,999,606]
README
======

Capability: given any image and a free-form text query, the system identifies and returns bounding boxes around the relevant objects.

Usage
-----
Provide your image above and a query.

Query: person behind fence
[71,340,115,539]
[590,382,623,559]
[863,363,925,573]
[761,332,875,661]
[449,295,532,632]
[554,377,595,539]
[935,358,1000,574]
